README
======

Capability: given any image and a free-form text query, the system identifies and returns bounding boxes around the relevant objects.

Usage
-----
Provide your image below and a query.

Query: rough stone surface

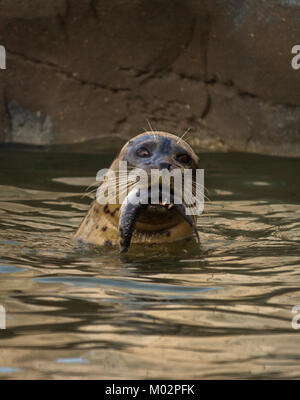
[5,101,54,145]
[203,83,300,155]
[0,0,67,19]
[0,0,299,156]
[207,0,300,104]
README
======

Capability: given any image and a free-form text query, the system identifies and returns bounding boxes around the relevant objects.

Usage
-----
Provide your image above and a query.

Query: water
[0,147,300,379]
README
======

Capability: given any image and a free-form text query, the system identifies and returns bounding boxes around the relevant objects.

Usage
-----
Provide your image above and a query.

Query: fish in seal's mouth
[119,183,199,253]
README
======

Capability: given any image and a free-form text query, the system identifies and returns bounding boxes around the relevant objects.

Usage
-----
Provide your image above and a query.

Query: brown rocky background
[0,0,300,156]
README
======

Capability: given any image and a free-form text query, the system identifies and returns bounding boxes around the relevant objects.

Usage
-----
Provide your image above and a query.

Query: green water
[0,148,299,379]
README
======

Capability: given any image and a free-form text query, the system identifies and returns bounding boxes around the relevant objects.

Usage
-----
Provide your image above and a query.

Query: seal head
[74,131,200,252]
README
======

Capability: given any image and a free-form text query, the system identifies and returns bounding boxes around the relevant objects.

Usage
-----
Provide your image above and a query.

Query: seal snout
[158,161,172,171]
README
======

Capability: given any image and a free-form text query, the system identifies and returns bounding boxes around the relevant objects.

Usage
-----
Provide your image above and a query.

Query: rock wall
[0,0,300,156]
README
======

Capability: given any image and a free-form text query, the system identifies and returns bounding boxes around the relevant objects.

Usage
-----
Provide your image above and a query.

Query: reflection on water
[0,149,299,379]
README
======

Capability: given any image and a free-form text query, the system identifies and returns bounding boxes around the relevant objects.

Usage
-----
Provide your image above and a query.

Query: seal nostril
[159,162,171,171]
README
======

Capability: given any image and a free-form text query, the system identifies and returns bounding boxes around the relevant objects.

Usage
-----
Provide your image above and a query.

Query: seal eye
[136,147,151,158]
[176,153,191,164]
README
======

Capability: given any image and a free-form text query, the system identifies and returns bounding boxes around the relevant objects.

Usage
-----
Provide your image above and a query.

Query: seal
[74,131,200,253]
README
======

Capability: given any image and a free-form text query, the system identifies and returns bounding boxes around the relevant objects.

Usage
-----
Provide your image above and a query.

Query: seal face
[124,134,197,171]
[74,131,200,252]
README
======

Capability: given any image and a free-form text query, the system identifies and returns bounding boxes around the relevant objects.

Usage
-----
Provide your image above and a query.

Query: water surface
[0,148,299,379]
